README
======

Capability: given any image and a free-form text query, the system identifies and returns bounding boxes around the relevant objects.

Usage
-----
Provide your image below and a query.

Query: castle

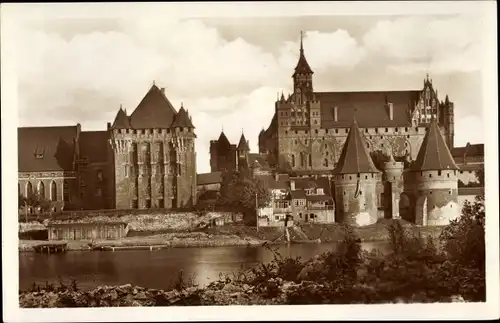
[258,33,455,176]
[206,32,465,227]
[18,84,197,212]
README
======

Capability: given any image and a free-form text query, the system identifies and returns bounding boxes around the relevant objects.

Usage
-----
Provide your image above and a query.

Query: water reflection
[19,242,390,291]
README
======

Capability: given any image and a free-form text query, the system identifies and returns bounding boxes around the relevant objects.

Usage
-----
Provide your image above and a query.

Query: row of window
[115,128,193,135]
[283,127,425,136]
[20,181,62,202]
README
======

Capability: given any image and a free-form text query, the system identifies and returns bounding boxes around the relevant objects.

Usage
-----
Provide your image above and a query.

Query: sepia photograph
[2,1,498,322]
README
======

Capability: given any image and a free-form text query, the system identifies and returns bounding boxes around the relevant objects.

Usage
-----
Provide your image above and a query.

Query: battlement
[333,172,382,184]
[384,160,404,170]
[112,127,195,137]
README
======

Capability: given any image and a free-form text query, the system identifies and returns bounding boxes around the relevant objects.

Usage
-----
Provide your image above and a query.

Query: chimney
[290,180,295,191]
[160,87,165,94]
[333,106,338,122]
[387,102,394,121]
[107,122,111,130]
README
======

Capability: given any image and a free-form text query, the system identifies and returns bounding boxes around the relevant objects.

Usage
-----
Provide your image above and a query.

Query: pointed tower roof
[411,119,459,171]
[129,84,178,129]
[171,104,195,128]
[217,131,231,153]
[293,31,313,77]
[237,133,250,151]
[333,120,380,174]
[111,107,131,129]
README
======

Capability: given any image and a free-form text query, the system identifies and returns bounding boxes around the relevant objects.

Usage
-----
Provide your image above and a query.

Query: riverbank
[18,220,444,253]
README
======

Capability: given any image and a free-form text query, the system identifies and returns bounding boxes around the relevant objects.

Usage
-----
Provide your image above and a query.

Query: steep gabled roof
[111,108,131,129]
[237,133,250,151]
[333,120,380,174]
[171,105,194,128]
[129,84,178,129]
[18,126,78,172]
[79,131,110,163]
[411,118,459,171]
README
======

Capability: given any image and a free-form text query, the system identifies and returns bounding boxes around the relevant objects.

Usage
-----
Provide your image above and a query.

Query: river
[19,241,391,291]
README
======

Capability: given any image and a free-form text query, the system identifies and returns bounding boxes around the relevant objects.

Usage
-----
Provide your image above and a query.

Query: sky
[14,8,488,174]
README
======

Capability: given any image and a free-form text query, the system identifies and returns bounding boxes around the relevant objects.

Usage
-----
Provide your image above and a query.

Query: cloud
[362,15,482,74]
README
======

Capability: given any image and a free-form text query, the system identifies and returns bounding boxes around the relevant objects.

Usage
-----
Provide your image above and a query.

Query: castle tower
[109,84,196,210]
[442,95,455,149]
[170,103,197,208]
[409,118,460,226]
[383,154,404,219]
[236,132,250,171]
[333,119,382,226]
[292,31,314,105]
[210,130,233,172]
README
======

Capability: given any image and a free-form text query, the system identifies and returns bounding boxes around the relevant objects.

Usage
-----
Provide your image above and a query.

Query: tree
[475,166,485,187]
[218,170,271,224]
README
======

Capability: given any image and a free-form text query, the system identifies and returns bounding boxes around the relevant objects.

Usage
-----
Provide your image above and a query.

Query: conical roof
[293,32,313,77]
[111,108,131,129]
[411,118,459,171]
[171,105,194,128]
[237,133,250,151]
[129,84,178,129]
[333,120,380,174]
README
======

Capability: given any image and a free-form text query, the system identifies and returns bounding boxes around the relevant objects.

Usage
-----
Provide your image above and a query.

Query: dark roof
[306,194,333,202]
[79,131,110,163]
[171,105,194,128]
[458,187,484,196]
[290,190,307,199]
[129,85,178,129]
[291,177,333,201]
[333,120,380,174]
[237,133,250,151]
[255,174,289,190]
[411,119,459,171]
[197,171,223,186]
[316,90,420,128]
[18,126,78,172]
[293,43,313,76]
[451,143,484,157]
[111,108,131,129]
[216,131,232,154]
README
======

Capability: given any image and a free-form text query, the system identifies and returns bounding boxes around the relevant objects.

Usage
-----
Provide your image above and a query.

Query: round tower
[383,155,404,219]
[411,119,460,226]
[333,120,382,227]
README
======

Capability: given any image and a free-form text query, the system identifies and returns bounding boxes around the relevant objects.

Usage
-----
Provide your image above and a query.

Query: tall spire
[293,31,313,77]
[300,30,304,53]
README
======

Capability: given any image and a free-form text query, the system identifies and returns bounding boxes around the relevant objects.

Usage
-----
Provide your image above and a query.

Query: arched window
[291,155,295,168]
[50,181,57,202]
[25,182,33,198]
[37,181,45,199]
[324,159,329,167]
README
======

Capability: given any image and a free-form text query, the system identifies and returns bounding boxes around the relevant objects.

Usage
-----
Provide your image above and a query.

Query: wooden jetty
[91,244,171,252]
[33,242,68,254]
